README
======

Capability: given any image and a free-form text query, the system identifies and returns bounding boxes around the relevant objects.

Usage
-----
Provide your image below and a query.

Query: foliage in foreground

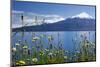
[11,32,96,66]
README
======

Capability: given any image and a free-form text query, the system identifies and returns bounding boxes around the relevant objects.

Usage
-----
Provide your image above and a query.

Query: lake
[12,31,95,52]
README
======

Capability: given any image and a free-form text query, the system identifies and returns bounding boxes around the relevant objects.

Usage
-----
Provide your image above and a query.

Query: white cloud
[23,15,65,25]
[12,10,65,28]
[12,10,24,14]
[45,17,65,23]
[12,24,22,28]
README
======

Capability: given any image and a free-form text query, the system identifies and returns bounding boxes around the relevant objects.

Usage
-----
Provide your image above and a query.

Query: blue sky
[12,1,96,28]
[12,1,95,18]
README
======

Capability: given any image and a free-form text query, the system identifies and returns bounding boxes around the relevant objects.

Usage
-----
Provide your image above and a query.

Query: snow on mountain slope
[72,12,93,19]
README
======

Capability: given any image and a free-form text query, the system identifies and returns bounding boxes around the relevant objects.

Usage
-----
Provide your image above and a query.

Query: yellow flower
[15,43,20,46]
[18,60,26,65]
[32,39,36,42]
[16,62,19,65]
[48,35,53,41]
[32,58,38,63]
[39,51,45,56]
[64,56,67,59]
[33,37,40,40]
[27,59,30,61]
[48,52,53,56]
[32,37,40,42]
[23,45,28,49]
[45,49,49,52]
[12,47,16,52]
[48,36,51,39]
[84,40,90,47]
[55,51,59,54]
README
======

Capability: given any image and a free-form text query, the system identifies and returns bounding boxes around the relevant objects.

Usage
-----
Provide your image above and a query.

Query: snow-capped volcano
[13,11,95,31]
[72,12,93,19]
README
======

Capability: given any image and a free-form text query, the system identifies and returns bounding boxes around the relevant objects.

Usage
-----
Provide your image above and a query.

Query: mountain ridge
[12,17,96,32]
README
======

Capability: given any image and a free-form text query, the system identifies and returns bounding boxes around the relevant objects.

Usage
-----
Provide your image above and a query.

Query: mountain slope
[12,18,96,31]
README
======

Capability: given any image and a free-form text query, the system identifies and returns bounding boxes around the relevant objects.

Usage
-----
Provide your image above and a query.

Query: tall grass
[11,31,96,66]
